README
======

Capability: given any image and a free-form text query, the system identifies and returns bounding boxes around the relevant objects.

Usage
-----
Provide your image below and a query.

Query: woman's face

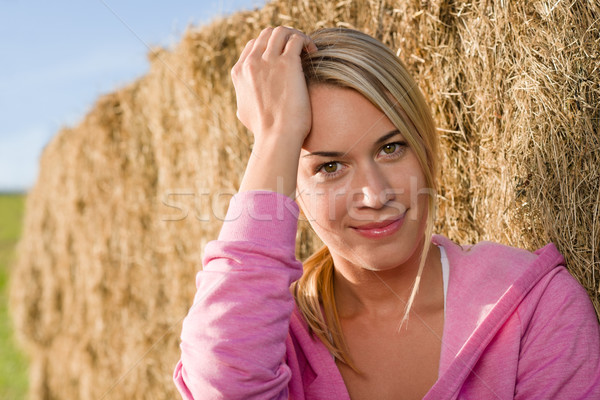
[296,85,431,272]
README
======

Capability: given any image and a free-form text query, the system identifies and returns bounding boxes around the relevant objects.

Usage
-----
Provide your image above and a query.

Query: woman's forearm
[239,135,302,197]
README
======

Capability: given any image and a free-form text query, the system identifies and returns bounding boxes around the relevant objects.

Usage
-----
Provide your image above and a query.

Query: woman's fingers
[263,26,292,58]
[283,32,317,56]
[263,26,318,59]
[248,27,274,59]
[231,25,314,144]
[236,38,256,65]
[236,27,317,67]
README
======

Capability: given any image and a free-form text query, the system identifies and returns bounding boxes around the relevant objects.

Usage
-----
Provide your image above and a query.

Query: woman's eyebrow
[302,129,402,158]
[374,130,402,146]
[302,150,345,158]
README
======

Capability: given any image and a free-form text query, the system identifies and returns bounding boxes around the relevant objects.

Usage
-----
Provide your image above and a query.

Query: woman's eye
[316,161,344,177]
[382,143,397,154]
[321,162,339,173]
[378,142,406,157]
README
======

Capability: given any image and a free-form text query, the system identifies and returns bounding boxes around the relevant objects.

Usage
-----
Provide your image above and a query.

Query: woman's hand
[232,26,317,146]
[232,27,317,196]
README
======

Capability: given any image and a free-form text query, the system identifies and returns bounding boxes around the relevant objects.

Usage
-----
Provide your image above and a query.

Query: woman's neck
[332,241,442,320]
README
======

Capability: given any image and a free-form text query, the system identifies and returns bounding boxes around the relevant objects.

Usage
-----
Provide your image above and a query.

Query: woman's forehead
[304,85,397,153]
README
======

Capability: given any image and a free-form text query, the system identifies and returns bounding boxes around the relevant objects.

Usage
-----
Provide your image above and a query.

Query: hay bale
[10,0,599,398]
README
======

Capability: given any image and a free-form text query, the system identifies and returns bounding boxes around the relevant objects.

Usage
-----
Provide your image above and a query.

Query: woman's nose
[354,164,392,208]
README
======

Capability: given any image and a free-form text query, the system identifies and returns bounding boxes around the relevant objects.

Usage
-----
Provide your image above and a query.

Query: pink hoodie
[174,191,600,399]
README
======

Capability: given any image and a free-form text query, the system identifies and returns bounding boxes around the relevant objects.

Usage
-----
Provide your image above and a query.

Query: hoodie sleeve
[173,191,303,400]
[515,266,600,399]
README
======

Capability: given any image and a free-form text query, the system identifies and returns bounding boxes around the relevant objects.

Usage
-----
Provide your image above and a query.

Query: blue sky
[0,0,265,192]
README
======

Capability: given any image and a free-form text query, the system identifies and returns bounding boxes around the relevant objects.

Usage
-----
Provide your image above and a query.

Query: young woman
[173,27,600,399]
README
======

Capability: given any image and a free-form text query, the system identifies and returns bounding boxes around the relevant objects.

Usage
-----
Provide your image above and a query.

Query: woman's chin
[334,249,410,273]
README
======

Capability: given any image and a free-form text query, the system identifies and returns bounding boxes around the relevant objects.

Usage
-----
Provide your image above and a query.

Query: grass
[0,193,29,399]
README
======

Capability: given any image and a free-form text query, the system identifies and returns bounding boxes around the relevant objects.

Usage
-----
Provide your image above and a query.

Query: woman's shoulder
[433,235,600,398]
[432,233,570,307]
[432,233,559,264]
[432,234,563,278]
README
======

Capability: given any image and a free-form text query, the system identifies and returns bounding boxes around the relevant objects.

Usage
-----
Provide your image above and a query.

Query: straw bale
[10,0,600,398]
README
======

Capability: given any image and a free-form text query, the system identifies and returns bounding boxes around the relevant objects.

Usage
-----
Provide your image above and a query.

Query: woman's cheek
[312,187,344,227]
[323,179,354,225]
[298,180,350,229]
[296,181,326,224]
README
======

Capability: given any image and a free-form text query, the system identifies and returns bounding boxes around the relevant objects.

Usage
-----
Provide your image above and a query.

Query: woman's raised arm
[173,27,316,399]
[232,26,316,197]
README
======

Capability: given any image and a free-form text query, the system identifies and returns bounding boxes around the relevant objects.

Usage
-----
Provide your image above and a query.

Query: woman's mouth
[350,215,405,239]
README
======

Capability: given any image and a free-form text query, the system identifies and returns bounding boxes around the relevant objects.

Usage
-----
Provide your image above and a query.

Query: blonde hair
[292,28,439,369]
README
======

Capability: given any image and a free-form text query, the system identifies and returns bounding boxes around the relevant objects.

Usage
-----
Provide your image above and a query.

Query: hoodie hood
[426,235,565,399]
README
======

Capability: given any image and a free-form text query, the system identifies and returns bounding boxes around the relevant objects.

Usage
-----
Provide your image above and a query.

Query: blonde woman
[174,27,600,399]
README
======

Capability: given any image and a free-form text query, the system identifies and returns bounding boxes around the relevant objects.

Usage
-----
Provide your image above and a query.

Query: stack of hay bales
[10,0,599,398]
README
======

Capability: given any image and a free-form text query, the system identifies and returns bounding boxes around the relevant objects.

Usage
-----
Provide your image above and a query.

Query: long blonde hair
[292,28,439,369]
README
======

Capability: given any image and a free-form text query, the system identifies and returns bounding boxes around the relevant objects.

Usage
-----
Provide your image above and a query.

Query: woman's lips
[350,215,405,239]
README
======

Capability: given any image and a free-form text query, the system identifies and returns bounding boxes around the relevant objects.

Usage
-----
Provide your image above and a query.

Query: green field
[0,194,29,399]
